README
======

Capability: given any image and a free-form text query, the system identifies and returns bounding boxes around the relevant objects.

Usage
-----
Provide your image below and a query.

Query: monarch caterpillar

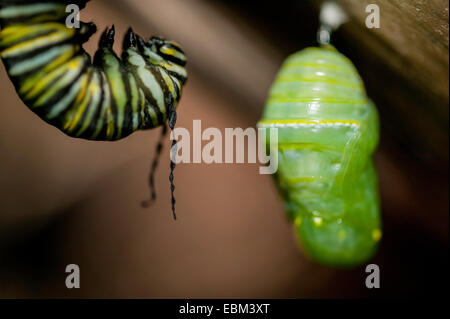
[0,0,188,218]
[258,45,381,267]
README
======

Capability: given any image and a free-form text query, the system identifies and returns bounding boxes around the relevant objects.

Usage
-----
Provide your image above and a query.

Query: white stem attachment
[317,1,348,45]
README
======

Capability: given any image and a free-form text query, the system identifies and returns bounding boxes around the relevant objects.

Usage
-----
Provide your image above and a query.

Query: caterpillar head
[146,36,187,67]
[132,33,185,67]
[121,28,187,85]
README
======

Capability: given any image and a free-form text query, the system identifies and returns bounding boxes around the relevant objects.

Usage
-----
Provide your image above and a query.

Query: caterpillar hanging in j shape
[258,45,381,267]
[0,0,188,219]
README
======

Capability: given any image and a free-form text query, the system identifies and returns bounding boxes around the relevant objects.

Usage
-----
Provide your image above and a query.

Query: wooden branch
[338,0,449,106]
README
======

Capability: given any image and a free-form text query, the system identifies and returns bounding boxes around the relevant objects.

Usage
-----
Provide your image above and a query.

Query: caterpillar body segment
[0,0,187,141]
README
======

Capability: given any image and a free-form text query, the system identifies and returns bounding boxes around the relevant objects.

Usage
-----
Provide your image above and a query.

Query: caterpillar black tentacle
[141,123,167,207]
[0,0,188,218]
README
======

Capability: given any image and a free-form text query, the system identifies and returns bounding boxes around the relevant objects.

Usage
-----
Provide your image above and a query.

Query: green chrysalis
[258,45,381,267]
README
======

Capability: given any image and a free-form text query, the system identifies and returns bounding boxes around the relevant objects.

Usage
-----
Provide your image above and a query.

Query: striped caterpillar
[258,45,381,267]
[0,0,188,218]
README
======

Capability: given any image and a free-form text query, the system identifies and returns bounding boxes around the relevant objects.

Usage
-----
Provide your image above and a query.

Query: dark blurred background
[0,0,448,298]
